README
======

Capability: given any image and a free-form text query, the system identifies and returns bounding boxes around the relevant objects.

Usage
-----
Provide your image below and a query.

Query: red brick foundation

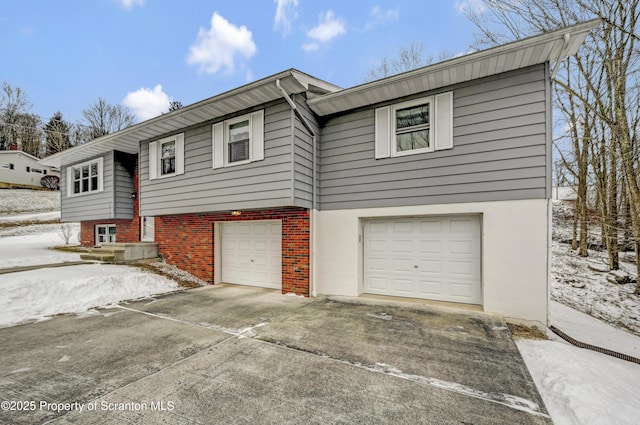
[155,207,310,296]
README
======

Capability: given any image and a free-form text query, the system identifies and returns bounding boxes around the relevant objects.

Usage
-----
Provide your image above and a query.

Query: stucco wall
[314,198,549,325]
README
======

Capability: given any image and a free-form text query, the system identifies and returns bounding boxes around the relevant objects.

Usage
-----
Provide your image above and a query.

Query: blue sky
[1,0,483,125]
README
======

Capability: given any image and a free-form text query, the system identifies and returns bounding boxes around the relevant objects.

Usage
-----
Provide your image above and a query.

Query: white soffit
[39,70,340,168]
[307,19,600,117]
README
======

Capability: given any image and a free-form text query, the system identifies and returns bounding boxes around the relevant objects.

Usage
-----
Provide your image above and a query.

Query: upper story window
[161,140,176,175]
[227,118,250,164]
[67,157,104,197]
[375,92,453,159]
[149,133,184,180]
[394,101,431,155]
[212,110,264,169]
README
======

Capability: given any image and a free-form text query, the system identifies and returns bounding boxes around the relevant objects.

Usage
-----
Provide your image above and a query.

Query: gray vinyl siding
[319,64,549,210]
[113,151,135,219]
[61,152,114,222]
[292,94,320,209]
[139,101,294,216]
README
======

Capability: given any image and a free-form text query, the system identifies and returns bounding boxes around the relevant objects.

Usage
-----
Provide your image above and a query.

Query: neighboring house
[0,150,60,189]
[40,21,597,326]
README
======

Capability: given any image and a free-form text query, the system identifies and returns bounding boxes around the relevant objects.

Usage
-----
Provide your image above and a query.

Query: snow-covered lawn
[0,191,181,328]
[0,264,179,328]
[518,301,640,425]
[0,188,60,214]
[551,200,640,335]
[0,228,81,268]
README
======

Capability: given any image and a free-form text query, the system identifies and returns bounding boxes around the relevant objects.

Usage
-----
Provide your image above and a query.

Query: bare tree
[81,97,135,141]
[168,101,183,112]
[464,0,640,292]
[365,42,440,82]
[0,81,33,151]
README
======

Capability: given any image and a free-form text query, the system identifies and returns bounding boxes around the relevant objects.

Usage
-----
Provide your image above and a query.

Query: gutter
[276,79,318,297]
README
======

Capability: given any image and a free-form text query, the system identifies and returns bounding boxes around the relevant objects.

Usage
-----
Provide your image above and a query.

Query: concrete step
[80,253,116,262]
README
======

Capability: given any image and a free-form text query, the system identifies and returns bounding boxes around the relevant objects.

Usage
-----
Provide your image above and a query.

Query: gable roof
[40,70,340,167]
[0,150,42,162]
[40,19,599,168]
[307,19,599,116]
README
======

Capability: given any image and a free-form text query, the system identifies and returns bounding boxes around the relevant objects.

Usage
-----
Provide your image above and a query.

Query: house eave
[39,69,341,168]
[307,19,600,116]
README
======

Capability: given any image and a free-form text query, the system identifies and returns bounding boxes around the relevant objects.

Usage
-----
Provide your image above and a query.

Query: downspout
[550,33,572,80]
[276,79,318,297]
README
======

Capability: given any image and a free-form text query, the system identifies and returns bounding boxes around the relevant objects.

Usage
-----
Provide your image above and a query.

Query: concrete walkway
[0,261,93,274]
[0,285,551,424]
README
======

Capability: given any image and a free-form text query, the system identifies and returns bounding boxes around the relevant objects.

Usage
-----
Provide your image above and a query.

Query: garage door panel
[419,259,442,273]
[364,216,481,305]
[417,280,443,296]
[221,220,282,290]
[392,278,414,293]
[420,240,441,254]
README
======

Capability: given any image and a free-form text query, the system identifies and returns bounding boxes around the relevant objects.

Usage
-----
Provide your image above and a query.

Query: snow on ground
[0,264,180,328]
[0,189,60,214]
[0,228,81,268]
[518,300,640,425]
[0,210,60,223]
[551,200,640,335]
[0,189,181,328]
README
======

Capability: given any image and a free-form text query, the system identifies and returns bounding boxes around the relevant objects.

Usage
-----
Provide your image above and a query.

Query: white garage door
[221,220,282,289]
[364,215,481,304]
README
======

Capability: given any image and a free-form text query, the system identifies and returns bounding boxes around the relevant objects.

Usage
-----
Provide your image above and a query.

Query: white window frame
[375,91,453,159]
[390,97,435,158]
[95,224,116,246]
[224,115,252,166]
[67,157,104,198]
[212,110,264,169]
[149,133,185,180]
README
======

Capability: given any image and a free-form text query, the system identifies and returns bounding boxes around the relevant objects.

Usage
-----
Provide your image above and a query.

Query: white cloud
[274,0,299,35]
[123,85,170,122]
[455,0,486,15]
[187,12,257,75]
[306,10,346,42]
[302,43,319,52]
[361,5,400,31]
[370,5,399,24]
[118,0,144,9]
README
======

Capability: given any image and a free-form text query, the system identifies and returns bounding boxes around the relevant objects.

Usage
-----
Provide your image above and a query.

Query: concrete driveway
[0,285,551,424]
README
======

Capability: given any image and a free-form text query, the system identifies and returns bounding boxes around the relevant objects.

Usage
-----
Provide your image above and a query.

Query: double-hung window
[67,158,103,197]
[160,139,176,175]
[212,110,264,169]
[227,117,251,164]
[149,133,185,180]
[394,101,432,155]
[375,92,453,159]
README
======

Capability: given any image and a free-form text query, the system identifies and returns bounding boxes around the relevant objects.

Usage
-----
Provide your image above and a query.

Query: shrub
[41,175,60,190]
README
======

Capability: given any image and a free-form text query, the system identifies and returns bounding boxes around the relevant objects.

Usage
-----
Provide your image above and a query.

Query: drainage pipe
[549,325,640,365]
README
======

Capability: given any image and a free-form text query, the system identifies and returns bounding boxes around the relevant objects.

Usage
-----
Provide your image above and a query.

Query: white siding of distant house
[0,151,60,187]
